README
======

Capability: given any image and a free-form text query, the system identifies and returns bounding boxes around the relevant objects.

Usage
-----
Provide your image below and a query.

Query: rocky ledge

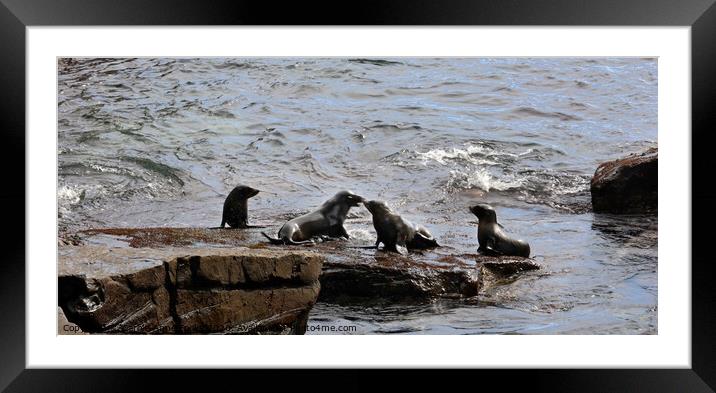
[70,227,539,305]
[58,245,322,334]
[590,147,657,214]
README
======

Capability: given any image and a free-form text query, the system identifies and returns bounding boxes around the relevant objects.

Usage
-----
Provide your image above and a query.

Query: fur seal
[364,200,439,255]
[261,190,364,245]
[469,204,530,257]
[220,185,260,228]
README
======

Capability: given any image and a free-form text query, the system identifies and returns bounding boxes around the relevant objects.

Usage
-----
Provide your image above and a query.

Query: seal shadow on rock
[364,200,440,255]
[220,185,262,228]
[469,204,531,258]
[261,190,364,245]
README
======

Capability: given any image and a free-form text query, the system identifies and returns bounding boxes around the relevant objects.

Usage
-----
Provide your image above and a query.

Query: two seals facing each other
[364,200,439,255]
[262,190,364,245]
[469,203,530,258]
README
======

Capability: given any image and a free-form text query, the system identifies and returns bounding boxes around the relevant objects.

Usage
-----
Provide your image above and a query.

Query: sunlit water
[58,57,657,334]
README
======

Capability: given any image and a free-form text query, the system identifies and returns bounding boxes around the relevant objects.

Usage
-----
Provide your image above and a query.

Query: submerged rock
[590,148,657,213]
[475,255,541,290]
[58,245,322,334]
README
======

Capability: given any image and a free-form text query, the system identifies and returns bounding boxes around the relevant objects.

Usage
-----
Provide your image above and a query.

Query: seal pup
[364,200,439,255]
[469,204,530,258]
[261,190,364,245]
[220,185,261,228]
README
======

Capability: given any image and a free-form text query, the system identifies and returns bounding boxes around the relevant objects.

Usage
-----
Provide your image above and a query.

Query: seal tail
[261,232,314,245]
[261,232,285,245]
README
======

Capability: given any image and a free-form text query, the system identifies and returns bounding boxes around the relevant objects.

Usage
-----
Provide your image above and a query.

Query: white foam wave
[415,144,518,166]
[447,169,524,192]
[58,184,109,207]
[58,185,83,205]
[88,163,125,174]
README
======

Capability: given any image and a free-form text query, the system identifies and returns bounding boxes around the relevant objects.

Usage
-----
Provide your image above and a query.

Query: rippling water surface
[58,57,657,334]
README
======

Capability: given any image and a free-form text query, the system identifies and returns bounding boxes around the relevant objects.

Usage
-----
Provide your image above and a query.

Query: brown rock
[590,148,657,213]
[176,282,320,334]
[319,257,480,302]
[58,245,323,334]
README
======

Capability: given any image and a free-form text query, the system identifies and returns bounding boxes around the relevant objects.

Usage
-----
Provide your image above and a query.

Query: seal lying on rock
[220,185,262,228]
[262,190,364,245]
[364,200,439,255]
[469,204,530,258]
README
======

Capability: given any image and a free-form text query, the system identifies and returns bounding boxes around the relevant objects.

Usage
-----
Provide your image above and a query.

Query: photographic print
[57,57,657,335]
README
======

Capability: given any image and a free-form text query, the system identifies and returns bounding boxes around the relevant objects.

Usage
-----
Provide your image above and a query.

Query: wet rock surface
[58,244,322,334]
[590,148,657,214]
[73,227,539,305]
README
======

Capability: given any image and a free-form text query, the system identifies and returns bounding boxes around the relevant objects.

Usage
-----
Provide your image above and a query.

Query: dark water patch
[592,213,657,245]
[120,156,185,187]
[368,122,423,131]
[117,127,151,142]
[439,91,473,98]
[345,92,388,99]
[350,75,381,84]
[491,86,516,93]
[77,131,101,144]
[199,107,236,119]
[575,80,589,88]
[348,58,404,66]
[212,60,259,70]
[512,107,583,121]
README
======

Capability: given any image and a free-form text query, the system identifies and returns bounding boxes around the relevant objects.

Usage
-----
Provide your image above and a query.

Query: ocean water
[57,57,657,334]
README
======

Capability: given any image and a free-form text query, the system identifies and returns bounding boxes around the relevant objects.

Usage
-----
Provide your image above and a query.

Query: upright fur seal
[261,190,364,245]
[220,185,260,228]
[469,204,530,258]
[364,200,439,255]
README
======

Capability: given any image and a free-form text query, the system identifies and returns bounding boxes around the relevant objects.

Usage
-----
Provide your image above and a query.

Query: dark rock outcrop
[590,147,657,213]
[58,245,322,334]
[319,255,480,302]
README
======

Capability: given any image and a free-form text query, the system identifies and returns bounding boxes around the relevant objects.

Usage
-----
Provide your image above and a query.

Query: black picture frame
[2,0,715,391]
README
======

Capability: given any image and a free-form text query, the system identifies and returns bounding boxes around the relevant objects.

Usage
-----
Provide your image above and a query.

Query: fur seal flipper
[263,190,364,245]
[221,185,260,228]
[261,231,314,245]
[469,204,531,258]
[364,200,439,254]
